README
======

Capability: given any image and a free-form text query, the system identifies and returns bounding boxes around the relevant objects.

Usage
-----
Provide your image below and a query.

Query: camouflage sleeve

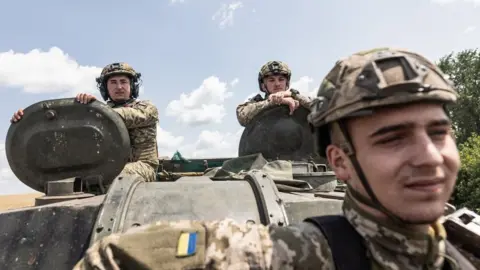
[269,222,334,269]
[73,219,335,270]
[72,219,274,270]
[112,101,159,129]
[292,93,314,109]
[236,99,276,127]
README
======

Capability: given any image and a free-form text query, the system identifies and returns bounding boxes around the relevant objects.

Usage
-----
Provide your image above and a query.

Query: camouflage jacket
[107,99,159,169]
[73,190,464,270]
[236,89,313,127]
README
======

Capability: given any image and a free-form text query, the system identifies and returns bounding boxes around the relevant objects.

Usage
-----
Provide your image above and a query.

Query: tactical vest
[303,215,476,270]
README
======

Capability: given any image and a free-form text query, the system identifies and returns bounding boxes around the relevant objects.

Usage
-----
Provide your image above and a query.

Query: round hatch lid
[238,105,315,161]
[5,98,131,192]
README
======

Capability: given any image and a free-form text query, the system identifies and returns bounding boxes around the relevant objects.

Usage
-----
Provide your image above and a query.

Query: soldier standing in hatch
[11,62,160,183]
[236,60,314,127]
[72,49,477,269]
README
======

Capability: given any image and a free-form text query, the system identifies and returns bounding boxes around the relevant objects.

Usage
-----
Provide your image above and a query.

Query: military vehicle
[0,98,478,269]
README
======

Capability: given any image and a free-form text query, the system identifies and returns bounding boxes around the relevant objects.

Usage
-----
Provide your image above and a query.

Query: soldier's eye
[428,129,448,140]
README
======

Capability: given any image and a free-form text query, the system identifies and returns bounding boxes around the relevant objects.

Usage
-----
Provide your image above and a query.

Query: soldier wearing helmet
[236,60,313,127]
[73,49,477,269]
[11,62,160,183]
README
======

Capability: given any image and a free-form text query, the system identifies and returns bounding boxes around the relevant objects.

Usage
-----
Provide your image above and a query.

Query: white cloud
[0,47,102,98]
[156,124,243,159]
[157,125,185,157]
[180,129,243,158]
[165,76,234,126]
[290,76,318,97]
[212,1,243,29]
[170,0,185,3]
[0,46,145,101]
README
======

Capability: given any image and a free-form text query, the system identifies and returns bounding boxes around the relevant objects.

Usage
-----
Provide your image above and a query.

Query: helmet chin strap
[337,120,428,226]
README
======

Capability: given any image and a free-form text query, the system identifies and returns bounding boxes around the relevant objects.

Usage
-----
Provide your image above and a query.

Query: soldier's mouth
[404,179,444,193]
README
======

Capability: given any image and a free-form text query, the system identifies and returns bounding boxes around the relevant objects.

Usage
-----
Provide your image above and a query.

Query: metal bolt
[45,110,56,120]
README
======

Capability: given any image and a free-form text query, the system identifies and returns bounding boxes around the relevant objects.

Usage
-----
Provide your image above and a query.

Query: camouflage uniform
[108,99,159,182]
[73,49,475,269]
[236,61,313,127]
[97,63,159,182]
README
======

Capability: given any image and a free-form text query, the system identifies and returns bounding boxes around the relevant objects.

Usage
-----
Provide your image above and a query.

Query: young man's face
[107,75,131,101]
[328,102,460,224]
[262,75,288,94]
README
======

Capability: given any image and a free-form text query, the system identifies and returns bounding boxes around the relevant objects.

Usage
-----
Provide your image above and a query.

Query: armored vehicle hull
[0,98,478,269]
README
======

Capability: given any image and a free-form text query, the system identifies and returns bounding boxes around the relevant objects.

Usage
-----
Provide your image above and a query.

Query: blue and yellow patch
[176,231,197,257]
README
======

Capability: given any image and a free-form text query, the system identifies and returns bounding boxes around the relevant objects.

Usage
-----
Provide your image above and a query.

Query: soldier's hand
[10,109,24,123]
[281,97,299,115]
[268,91,289,104]
[76,93,97,104]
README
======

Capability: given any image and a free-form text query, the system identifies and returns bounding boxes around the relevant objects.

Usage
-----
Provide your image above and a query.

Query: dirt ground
[0,193,44,211]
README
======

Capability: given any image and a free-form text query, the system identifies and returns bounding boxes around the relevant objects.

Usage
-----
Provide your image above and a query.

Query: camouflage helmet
[308,48,459,226]
[95,62,142,101]
[257,61,292,92]
[308,47,458,158]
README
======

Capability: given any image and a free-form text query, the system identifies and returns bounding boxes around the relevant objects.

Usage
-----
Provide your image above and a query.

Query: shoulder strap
[304,215,370,270]
[305,216,478,270]
[251,93,264,102]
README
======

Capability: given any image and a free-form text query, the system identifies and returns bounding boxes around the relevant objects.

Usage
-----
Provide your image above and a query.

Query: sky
[0,0,479,195]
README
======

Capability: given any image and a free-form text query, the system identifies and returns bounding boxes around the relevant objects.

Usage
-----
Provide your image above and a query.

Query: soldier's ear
[326,145,350,183]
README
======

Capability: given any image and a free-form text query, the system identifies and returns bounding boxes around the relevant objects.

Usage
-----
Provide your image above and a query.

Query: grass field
[0,193,44,211]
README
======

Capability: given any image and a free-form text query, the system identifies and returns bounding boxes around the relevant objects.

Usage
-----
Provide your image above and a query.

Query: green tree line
[437,49,480,213]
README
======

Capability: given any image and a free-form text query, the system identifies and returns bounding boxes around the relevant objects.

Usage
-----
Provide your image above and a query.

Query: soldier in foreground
[236,60,313,126]
[11,62,160,183]
[73,49,477,269]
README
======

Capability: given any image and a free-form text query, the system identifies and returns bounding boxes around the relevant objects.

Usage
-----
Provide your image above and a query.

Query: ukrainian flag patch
[176,231,197,257]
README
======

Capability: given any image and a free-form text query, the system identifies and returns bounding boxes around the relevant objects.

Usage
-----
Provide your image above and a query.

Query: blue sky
[0,0,479,194]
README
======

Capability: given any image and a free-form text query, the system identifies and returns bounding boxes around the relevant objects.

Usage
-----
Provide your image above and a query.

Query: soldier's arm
[112,101,159,129]
[269,222,334,269]
[236,99,276,127]
[73,219,333,270]
[293,93,314,109]
[73,219,274,270]
[289,89,314,109]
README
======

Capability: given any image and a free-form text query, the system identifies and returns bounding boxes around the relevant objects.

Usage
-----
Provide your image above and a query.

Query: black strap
[304,215,370,270]
[305,216,478,270]
[251,94,264,102]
